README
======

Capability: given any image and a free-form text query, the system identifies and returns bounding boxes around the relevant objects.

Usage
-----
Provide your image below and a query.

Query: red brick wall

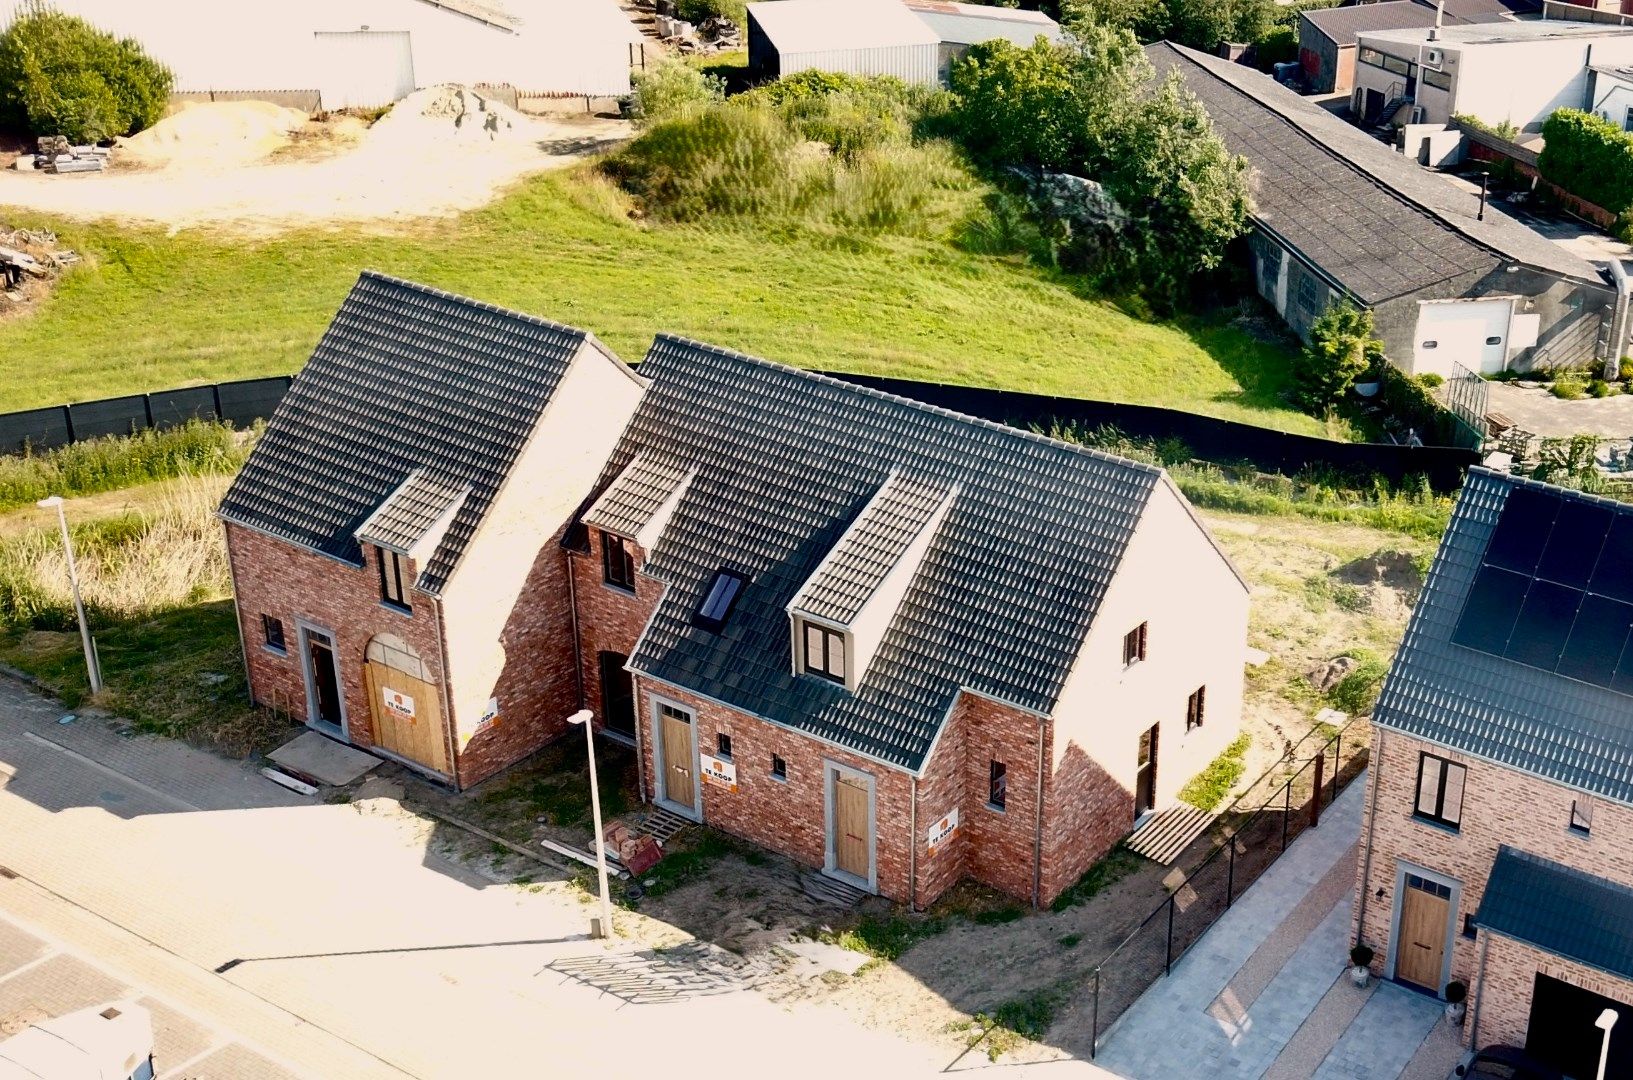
[1039,738,1134,904]
[568,530,656,742]
[912,701,968,908]
[952,694,1045,905]
[225,522,451,769]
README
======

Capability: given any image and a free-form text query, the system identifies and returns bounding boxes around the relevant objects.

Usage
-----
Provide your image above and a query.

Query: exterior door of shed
[1412,299,1514,377]
[363,662,448,775]
[314,30,415,111]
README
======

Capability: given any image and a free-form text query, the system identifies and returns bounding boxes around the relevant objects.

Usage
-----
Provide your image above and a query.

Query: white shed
[0,0,642,106]
[903,0,1062,81]
[747,0,942,85]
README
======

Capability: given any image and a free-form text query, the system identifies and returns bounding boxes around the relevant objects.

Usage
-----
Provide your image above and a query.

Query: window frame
[602,532,636,592]
[801,620,848,684]
[1186,686,1207,731]
[1413,752,1466,829]
[1624,105,1633,133]
[771,753,787,781]
[1122,622,1148,667]
[716,732,733,761]
[375,545,410,612]
[693,568,747,632]
[261,614,286,654]
[1570,796,1593,836]
[988,760,1008,811]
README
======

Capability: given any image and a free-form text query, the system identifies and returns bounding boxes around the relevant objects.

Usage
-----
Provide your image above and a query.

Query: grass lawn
[0,168,1325,433]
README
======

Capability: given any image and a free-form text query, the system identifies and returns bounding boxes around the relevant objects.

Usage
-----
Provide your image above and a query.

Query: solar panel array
[1452,487,1633,693]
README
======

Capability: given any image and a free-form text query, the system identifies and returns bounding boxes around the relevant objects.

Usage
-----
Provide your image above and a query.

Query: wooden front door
[832,773,871,882]
[363,661,448,775]
[1135,723,1159,818]
[658,702,696,812]
[1396,873,1451,991]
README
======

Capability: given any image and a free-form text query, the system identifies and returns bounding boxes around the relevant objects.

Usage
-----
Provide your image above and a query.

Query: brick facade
[1040,738,1136,903]
[1354,726,1633,1045]
[568,529,657,753]
[1474,936,1633,1054]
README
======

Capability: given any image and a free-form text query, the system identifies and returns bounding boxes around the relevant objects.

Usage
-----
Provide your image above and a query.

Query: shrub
[1551,373,1586,400]
[675,0,747,26]
[0,9,173,142]
[1621,356,1633,382]
[628,59,724,126]
[1293,303,1383,412]
[1416,372,1444,389]
[1590,378,1616,398]
[1538,108,1633,215]
[1329,653,1388,716]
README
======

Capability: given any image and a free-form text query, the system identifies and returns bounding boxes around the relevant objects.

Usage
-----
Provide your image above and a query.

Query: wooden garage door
[314,31,415,111]
[364,661,448,775]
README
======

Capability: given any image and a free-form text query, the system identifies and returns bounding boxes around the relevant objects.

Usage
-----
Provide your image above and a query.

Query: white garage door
[314,31,416,111]
[1412,298,1515,378]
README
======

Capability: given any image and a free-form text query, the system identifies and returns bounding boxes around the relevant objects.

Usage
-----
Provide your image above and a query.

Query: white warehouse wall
[1454,37,1633,130]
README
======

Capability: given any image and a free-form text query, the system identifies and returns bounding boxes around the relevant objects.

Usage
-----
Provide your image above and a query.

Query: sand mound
[119,100,310,167]
[364,84,533,149]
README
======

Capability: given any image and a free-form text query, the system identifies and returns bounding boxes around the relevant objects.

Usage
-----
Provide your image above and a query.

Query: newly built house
[1151,41,1619,377]
[223,274,1252,908]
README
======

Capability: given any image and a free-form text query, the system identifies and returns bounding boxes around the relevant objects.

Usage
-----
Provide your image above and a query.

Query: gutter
[431,597,461,790]
[1608,257,1632,381]
[1355,727,1384,949]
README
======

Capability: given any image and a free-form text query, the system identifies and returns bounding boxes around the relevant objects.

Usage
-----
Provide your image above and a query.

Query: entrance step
[798,870,866,909]
[635,806,694,846]
[1127,803,1217,865]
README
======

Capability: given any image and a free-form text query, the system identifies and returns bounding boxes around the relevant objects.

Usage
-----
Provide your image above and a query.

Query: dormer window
[802,621,847,683]
[603,532,636,592]
[376,546,410,612]
[694,569,746,632]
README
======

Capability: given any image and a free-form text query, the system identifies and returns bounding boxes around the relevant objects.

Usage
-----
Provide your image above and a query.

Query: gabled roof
[220,271,619,594]
[1475,846,1633,980]
[582,450,694,540]
[1147,42,1607,302]
[593,335,1168,771]
[747,0,940,52]
[1374,468,1633,805]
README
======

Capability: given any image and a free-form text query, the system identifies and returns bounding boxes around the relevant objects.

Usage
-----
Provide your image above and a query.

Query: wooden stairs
[1126,803,1217,865]
[798,870,867,909]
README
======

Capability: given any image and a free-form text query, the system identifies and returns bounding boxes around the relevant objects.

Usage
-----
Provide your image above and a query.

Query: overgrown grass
[1178,733,1252,812]
[820,912,952,961]
[954,981,1075,1061]
[0,172,1321,434]
[1328,651,1389,717]
[0,421,251,512]
[634,829,753,899]
[1049,844,1146,912]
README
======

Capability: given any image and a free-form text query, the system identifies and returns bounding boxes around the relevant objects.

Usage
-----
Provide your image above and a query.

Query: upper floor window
[1123,622,1148,667]
[1570,797,1594,836]
[1414,752,1466,829]
[603,532,635,592]
[1186,686,1207,731]
[771,753,787,780]
[989,760,1007,810]
[376,546,409,612]
[262,614,286,653]
[693,569,746,632]
[802,621,847,684]
[716,732,733,760]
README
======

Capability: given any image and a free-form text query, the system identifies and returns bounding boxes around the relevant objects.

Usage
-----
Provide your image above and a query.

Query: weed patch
[1050,844,1145,912]
[1178,733,1252,812]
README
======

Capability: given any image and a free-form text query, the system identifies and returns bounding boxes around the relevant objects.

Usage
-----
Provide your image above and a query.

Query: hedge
[1538,108,1633,216]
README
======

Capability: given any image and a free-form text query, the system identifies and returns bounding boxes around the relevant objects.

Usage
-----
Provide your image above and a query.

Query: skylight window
[693,569,747,632]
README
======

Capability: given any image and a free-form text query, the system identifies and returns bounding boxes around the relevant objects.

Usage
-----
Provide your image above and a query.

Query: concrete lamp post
[36,496,101,695]
[567,708,614,940]
[1596,1007,1618,1080]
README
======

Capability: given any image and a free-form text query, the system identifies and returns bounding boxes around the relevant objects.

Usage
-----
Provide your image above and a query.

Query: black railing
[1087,717,1372,1057]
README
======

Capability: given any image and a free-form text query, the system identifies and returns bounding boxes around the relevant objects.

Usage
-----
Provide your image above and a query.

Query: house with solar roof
[1353,467,1633,1075]
[222,272,1251,908]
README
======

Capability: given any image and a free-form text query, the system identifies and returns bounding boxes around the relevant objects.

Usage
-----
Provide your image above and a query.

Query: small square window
[262,614,286,653]
[989,760,1007,810]
[1570,797,1593,836]
[771,754,787,780]
[1123,622,1148,667]
[602,532,636,592]
[1186,686,1206,731]
[716,733,732,760]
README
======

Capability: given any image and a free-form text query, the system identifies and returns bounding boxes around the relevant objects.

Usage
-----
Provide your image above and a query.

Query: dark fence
[1087,718,1373,1057]
[0,376,293,454]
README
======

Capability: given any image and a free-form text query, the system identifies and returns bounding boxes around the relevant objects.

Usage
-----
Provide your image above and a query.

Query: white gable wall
[1449,36,1633,130]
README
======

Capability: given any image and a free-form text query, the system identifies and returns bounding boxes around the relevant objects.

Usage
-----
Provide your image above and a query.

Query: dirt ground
[0,87,630,235]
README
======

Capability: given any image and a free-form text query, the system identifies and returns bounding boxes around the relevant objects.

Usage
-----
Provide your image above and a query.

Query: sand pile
[363,85,534,149]
[119,100,310,168]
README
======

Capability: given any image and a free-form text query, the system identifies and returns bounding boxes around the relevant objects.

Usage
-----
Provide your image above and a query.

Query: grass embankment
[0,171,1321,432]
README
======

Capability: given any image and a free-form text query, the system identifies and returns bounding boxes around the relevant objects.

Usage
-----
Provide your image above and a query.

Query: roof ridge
[357,270,594,344]
[648,332,1165,480]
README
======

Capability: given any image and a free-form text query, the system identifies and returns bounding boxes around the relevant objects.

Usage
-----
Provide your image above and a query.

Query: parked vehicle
[1454,1044,1566,1080]
[0,1001,155,1080]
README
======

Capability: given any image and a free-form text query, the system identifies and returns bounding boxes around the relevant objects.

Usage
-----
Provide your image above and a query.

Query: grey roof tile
[220,271,600,594]
[597,335,1161,772]
[1474,845,1633,980]
[356,469,471,553]
[582,450,693,538]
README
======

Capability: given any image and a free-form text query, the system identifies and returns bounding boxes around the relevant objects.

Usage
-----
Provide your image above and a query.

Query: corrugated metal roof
[595,335,1163,771]
[905,0,1062,45]
[1475,845,1633,980]
[1374,468,1633,805]
[749,0,940,52]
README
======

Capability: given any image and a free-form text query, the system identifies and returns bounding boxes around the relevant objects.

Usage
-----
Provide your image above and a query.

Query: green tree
[1294,303,1383,412]
[1059,0,1170,41]
[0,9,172,143]
[947,38,1088,171]
[1167,0,1275,52]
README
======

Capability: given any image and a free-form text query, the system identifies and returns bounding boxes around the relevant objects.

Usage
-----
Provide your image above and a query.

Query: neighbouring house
[1351,19,1633,129]
[223,273,1253,909]
[1151,41,1618,376]
[1352,468,1633,1077]
[219,272,647,788]
[747,0,942,84]
[1298,0,1529,95]
[1547,0,1633,18]
[903,0,1062,81]
[0,0,642,109]
[1589,61,1633,127]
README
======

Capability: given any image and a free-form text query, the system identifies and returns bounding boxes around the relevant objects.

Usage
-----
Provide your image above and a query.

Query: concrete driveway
[1095,777,1467,1080]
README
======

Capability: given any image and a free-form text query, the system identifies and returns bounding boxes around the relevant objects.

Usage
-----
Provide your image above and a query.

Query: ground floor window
[262,614,286,653]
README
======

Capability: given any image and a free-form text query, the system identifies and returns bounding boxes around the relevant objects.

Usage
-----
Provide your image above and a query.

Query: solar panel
[1558,593,1633,687]
[1589,516,1633,604]
[1537,500,1615,590]
[1612,632,1633,697]
[1506,580,1586,670]
[1485,487,1562,575]
[1452,565,1530,656]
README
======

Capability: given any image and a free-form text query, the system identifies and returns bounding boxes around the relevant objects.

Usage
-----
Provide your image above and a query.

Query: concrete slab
[268,731,378,787]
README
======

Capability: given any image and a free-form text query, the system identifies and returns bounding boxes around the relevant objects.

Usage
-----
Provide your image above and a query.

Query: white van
[0,1001,155,1080]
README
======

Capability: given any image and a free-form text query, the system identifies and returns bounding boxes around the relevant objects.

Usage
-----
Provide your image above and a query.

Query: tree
[1294,303,1383,412]
[1166,0,1275,52]
[1059,0,1170,42]
[946,38,1088,172]
[0,9,172,143]
[628,59,725,127]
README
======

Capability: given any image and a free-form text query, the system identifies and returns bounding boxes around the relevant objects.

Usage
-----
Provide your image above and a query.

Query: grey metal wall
[780,42,940,85]
[0,376,294,454]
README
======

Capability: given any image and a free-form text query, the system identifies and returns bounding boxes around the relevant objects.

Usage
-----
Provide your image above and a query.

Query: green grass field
[0,168,1323,433]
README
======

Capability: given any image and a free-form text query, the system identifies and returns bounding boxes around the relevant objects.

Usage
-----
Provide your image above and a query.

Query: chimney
[1430,0,1445,40]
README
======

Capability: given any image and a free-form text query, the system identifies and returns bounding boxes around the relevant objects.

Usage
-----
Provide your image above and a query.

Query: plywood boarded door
[833,774,870,881]
[658,702,696,812]
[364,662,448,776]
[1396,874,1450,991]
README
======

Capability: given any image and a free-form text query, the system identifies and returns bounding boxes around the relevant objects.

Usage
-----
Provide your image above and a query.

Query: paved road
[0,678,1118,1079]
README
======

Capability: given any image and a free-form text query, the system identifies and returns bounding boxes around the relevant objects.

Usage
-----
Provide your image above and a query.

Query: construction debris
[0,226,80,312]
[656,13,739,51]
[30,135,109,174]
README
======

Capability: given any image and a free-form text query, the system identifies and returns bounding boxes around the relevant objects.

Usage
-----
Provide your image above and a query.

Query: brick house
[222,274,1251,909]
[1353,467,1633,1076]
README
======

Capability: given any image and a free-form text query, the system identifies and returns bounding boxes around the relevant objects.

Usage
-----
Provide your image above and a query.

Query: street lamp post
[567,708,614,940]
[1596,1007,1618,1080]
[36,496,101,695]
